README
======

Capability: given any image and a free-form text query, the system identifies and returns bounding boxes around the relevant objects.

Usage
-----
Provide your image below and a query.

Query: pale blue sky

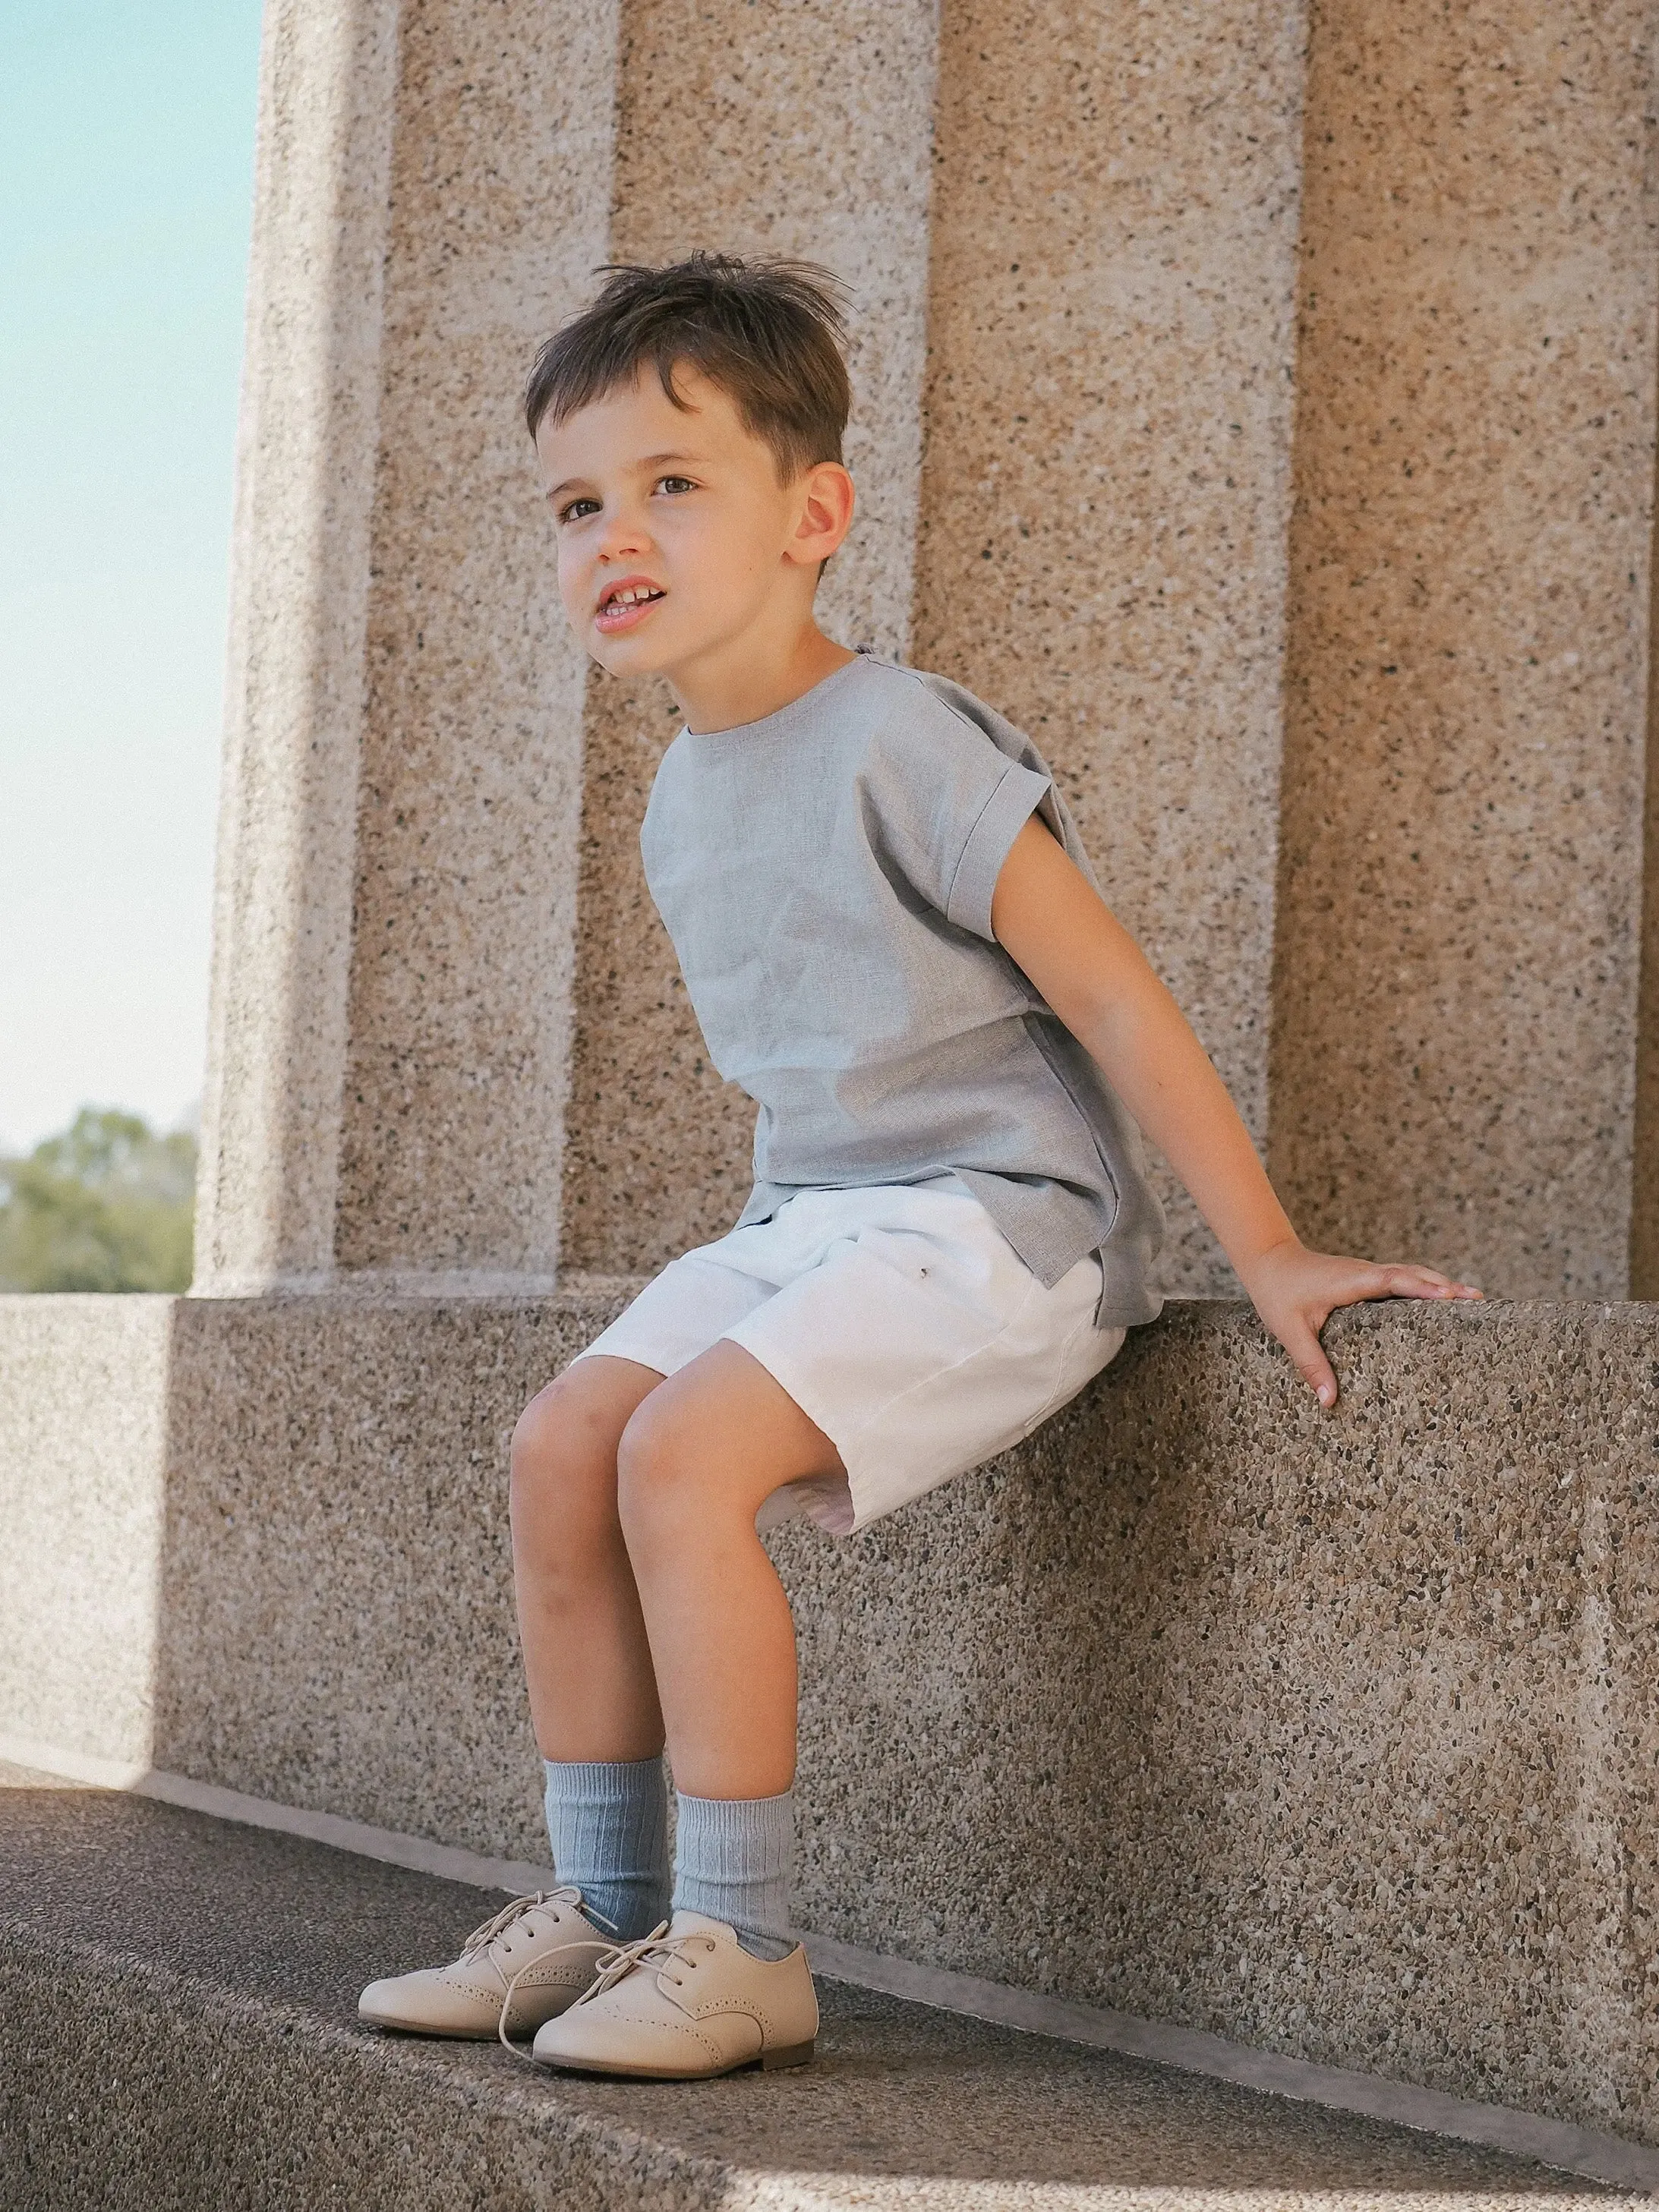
[1,0,263,1153]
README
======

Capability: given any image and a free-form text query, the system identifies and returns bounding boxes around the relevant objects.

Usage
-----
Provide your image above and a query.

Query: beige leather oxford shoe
[358,1887,613,2039]
[529,1910,818,2078]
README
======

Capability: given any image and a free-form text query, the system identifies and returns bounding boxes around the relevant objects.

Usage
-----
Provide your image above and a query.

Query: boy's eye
[656,475,696,496]
[557,496,601,524]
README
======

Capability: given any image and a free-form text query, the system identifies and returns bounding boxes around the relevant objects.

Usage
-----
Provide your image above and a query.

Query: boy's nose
[598,508,651,562]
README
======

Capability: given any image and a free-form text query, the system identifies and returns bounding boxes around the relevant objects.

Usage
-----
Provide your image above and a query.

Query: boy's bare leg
[617,1341,844,1800]
[510,1353,669,1761]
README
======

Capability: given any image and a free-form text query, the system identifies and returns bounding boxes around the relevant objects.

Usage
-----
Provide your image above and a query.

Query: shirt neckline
[683,652,873,742]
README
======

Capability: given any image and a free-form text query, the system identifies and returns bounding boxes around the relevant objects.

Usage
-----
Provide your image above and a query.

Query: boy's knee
[509,1378,572,1487]
[615,1397,701,1555]
[509,1369,623,1533]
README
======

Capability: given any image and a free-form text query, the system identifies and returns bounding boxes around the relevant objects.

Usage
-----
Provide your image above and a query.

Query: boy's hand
[1238,1239,1484,1410]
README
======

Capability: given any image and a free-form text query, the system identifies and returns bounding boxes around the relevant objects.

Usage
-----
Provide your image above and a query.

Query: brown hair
[523,253,851,480]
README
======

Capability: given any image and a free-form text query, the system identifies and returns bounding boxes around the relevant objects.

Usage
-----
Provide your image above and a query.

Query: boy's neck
[669,624,857,736]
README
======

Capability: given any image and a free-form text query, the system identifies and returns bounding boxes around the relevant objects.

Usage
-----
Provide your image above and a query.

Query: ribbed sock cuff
[671,1789,795,1959]
[543,1756,670,1942]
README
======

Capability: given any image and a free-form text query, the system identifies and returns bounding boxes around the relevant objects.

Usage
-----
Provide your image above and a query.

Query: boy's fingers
[1331,1262,1482,1306]
[1377,1263,1484,1299]
[1279,1316,1339,1409]
[1316,1266,1401,1310]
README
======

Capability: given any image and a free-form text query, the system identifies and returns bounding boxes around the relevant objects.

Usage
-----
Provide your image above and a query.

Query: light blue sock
[543,1757,670,1941]
[671,1790,796,1960]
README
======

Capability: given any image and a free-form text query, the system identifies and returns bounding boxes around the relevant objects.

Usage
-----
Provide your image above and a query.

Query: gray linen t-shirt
[639,653,1165,1328]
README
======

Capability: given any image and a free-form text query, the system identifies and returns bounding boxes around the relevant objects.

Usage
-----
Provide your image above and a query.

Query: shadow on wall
[146,1293,625,1862]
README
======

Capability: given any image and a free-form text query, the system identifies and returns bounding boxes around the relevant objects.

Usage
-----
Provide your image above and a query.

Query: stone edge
[802,1936,1659,2198]
[0,1732,558,1895]
[5,1730,1654,2197]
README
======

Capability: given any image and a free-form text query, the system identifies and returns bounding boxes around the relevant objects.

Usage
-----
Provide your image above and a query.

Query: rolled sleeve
[943,761,1052,939]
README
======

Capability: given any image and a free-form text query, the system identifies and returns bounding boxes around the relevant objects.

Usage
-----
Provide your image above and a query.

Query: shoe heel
[762,2039,815,2072]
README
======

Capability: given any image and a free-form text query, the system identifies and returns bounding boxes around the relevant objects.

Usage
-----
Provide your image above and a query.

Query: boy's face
[535,364,847,688]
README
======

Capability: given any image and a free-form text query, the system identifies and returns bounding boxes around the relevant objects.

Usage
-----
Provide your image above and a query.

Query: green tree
[0,1108,197,1293]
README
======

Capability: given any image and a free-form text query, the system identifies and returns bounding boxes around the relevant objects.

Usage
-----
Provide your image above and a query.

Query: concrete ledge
[3,1786,1638,2211]
[805,1932,1659,2199]
[2,1289,1655,2152]
[8,1752,1654,2196]
[0,1286,631,1863]
[0,1736,563,1895]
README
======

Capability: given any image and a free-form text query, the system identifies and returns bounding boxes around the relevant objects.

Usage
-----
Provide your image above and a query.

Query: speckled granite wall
[194,0,399,1295]
[4,1295,1655,2143]
[910,0,1307,1297]
[1270,2,1659,1297]
[147,1293,629,1862]
[1631,598,1659,1294]
[331,0,619,1287]
[557,0,940,1275]
[781,1297,1659,2147]
[0,1298,172,1770]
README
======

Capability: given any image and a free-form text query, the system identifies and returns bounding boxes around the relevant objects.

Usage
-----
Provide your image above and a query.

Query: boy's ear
[786,461,855,568]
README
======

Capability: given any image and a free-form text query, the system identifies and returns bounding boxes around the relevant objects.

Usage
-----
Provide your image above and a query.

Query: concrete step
[1,1782,1638,2212]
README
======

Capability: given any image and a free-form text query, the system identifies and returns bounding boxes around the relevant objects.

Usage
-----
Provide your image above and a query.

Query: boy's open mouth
[595,578,666,634]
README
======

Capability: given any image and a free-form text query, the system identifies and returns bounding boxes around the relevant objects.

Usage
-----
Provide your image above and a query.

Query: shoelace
[494,1921,720,2065]
[466,1889,620,2063]
[462,1886,588,1964]
[580,1924,718,2002]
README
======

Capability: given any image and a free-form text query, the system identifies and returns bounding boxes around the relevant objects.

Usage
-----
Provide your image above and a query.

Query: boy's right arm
[989,817,1482,1409]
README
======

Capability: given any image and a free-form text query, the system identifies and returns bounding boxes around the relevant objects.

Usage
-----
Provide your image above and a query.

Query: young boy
[358,255,1481,2078]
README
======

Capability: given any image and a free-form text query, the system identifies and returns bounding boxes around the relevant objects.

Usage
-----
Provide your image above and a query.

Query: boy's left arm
[989,818,1483,1409]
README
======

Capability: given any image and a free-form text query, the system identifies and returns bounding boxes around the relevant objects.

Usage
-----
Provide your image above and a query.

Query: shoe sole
[534,2037,815,2080]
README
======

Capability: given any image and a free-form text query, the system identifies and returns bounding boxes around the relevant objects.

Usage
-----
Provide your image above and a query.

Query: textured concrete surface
[1630,632,1659,1295]
[0,1290,622,1857]
[0,1296,171,1770]
[559,0,940,1276]
[148,1289,631,1862]
[332,0,618,1287]
[194,0,399,1294]
[196,0,1659,1306]
[777,1299,1659,2148]
[1270,2,1659,1297]
[910,0,1307,1297]
[2,1788,1626,2212]
[3,1291,1655,2147]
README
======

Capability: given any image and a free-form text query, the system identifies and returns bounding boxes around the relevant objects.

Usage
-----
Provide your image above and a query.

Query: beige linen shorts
[572,1177,1124,1534]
